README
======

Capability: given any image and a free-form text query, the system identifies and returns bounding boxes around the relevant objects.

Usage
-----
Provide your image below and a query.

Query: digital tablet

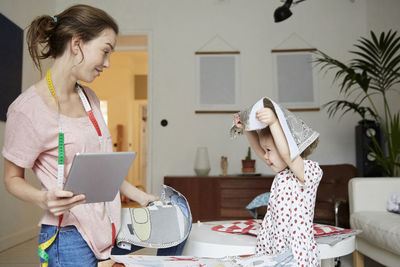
[64,152,136,203]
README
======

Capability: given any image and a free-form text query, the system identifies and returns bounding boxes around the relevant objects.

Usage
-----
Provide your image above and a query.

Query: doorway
[86,34,149,191]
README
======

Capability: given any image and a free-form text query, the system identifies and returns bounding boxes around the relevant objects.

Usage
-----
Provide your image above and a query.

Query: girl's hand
[138,193,160,207]
[256,108,278,125]
[41,188,86,217]
[234,113,244,129]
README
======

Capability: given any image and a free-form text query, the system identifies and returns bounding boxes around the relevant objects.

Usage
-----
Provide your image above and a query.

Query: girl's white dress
[256,160,323,267]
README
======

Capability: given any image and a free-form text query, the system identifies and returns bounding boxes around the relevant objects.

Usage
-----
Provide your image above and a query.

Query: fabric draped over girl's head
[230,97,319,160]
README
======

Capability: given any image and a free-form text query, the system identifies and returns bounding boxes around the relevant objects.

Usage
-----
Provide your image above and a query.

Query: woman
[2,4,184,266]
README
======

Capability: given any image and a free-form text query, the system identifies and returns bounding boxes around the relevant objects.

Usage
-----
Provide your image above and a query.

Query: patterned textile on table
[116,185,192,249]
[111,252,295,267]
[211,219,359,239]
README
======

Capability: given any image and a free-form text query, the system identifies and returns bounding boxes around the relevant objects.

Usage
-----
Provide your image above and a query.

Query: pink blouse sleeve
[2,110,44,169]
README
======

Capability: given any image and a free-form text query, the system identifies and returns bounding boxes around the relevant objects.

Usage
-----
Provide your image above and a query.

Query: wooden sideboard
[164,175,274,222]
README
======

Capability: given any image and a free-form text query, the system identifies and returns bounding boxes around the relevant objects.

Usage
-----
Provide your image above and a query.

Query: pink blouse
[2,85,121,260]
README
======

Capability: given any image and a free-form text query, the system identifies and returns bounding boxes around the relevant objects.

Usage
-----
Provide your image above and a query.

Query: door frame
[116,30,153,193]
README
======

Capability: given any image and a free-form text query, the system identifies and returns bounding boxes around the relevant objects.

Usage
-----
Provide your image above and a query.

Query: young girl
[2,4,183,266]
[233,97,322,266]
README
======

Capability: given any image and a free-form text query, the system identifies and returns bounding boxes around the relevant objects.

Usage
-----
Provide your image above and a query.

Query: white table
[182,221,355,267]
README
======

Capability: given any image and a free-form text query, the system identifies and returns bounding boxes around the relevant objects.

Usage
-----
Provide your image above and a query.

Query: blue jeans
[39,225,97,267]
[39,225,187,266]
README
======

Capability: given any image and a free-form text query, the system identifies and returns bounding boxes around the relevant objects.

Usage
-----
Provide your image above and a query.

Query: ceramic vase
[194,147,211,176]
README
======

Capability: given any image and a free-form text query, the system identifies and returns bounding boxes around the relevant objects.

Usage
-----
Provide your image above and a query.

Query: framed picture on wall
[195,52,240,113]
[272,49,320,111]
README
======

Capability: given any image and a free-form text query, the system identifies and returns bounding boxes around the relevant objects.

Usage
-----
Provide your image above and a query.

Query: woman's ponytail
[26,15,57,72]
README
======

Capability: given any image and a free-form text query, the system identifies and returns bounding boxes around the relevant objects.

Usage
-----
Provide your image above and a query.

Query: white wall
[1,0,400,249]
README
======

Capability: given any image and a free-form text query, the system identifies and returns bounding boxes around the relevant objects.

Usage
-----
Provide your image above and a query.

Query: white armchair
[348,177,400,267]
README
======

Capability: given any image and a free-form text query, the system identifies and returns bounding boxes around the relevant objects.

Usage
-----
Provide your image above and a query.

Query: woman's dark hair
[26,4,119,72]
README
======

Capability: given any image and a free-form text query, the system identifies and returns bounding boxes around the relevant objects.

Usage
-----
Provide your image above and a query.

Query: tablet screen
[64,152,136,203]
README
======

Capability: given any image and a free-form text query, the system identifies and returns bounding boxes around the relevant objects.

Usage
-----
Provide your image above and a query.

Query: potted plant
[242,147,256,173]
[314,30,400,176]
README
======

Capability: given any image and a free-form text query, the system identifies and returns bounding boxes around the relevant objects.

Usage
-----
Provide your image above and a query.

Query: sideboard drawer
[219,178,273,189]
[164,175,273,221]
[219,178,273,219]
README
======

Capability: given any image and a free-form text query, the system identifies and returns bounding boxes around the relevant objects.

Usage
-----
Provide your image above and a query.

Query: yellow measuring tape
[46,69,58,104]
[38,230,58,266]
[38,70,64,267]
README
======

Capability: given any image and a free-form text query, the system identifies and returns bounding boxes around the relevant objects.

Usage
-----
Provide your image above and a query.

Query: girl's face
[259,134,287,173]
[74,28,117,83]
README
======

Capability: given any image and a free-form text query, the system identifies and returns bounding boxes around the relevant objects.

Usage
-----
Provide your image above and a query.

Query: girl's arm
[120,181,159,207]
[256,108,305,183]
[244,131,268,165]
[234,114,268,165]
[3,158,86,216]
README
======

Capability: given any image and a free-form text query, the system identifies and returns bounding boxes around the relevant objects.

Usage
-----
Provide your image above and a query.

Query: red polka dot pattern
[255,160,323,267]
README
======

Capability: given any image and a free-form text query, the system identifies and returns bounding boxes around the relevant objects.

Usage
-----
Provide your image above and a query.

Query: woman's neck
[48,59,78,99]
